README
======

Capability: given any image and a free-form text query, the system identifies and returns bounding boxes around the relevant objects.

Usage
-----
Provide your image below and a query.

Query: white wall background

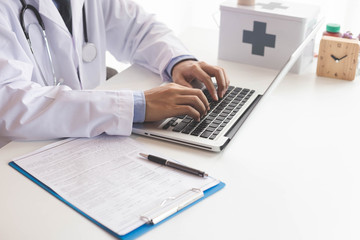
[106,0,360,71]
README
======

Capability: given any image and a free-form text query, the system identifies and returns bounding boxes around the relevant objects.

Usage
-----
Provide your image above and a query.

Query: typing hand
[144,83,210,122]
[171,60,230,101]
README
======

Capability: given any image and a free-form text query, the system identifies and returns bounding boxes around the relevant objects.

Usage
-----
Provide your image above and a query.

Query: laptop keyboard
[162,86,255,140]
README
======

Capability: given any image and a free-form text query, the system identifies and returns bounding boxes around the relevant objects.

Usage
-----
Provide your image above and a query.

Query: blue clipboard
[9,161,225,240]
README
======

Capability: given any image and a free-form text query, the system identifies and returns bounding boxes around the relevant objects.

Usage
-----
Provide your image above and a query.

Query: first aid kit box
[218,0,320,73]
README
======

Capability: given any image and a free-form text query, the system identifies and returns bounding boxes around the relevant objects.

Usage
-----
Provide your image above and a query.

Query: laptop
[132,20,323,152]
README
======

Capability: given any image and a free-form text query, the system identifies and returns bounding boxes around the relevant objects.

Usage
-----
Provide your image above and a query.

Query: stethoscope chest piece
[82,42,97,63]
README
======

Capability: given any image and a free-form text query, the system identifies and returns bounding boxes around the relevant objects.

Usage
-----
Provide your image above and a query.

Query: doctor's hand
[144,83,210,122]
[171,60,230,101]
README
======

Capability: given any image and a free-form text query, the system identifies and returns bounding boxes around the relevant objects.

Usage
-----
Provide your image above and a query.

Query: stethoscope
[19,0,97,86]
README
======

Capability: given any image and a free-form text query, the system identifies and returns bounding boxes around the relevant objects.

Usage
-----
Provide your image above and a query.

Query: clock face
[317,36,359,80]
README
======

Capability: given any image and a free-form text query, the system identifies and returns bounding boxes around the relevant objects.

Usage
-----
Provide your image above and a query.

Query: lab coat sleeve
[0,13,133,142]
[103,0,192,81]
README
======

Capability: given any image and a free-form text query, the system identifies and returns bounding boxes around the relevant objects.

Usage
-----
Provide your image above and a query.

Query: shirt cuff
[163,55,197,82]
[133,91,146,123]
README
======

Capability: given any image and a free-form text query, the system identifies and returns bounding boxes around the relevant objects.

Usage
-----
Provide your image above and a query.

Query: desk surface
[1,27,360,240]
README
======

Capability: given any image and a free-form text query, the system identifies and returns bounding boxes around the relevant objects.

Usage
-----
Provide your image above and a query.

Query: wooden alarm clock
[316,36,359,81]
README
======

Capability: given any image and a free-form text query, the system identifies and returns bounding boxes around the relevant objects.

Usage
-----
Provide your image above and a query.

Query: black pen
[139,153,208,178]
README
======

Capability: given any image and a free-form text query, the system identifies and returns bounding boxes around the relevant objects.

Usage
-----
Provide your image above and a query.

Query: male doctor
[0,0,229,147]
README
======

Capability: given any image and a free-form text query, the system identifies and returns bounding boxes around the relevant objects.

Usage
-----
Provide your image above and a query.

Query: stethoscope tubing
[20,2,45,39]
[18,0,96,86]
[20,1,58,85]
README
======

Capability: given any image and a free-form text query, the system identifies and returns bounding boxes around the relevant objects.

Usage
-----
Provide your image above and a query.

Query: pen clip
[140,188,204,225]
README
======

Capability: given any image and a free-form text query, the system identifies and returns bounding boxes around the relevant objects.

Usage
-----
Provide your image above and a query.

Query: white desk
[1,27,360,240]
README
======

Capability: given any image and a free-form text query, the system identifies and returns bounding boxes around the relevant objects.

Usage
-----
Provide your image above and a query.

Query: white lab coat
[0,0,191,147]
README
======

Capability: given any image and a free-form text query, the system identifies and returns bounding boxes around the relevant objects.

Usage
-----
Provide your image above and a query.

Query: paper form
[14,135,219,235]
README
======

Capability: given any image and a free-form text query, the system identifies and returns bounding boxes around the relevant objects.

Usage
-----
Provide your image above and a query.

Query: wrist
[164,55,197,81]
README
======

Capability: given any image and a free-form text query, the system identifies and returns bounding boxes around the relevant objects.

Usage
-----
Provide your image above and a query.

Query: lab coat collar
[36,0,85,37]
[37,0,67,33]
[71,0,85,40]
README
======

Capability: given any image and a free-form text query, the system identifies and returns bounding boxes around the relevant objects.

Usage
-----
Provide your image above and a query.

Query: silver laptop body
[132,20,323,152]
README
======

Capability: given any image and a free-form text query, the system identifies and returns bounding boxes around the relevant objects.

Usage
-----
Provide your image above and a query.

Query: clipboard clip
[140,188,204,225]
